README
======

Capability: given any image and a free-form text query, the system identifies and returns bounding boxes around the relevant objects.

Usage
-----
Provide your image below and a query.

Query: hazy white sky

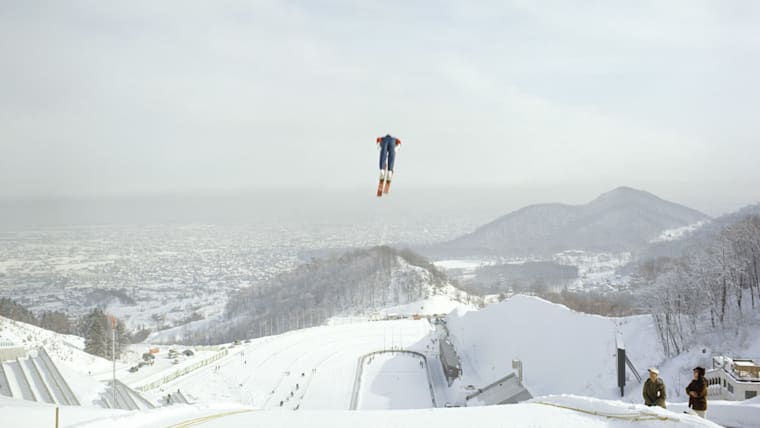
[1,0,758,214]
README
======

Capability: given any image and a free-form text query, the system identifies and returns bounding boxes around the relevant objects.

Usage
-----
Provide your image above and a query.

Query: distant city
[0,212,481,330]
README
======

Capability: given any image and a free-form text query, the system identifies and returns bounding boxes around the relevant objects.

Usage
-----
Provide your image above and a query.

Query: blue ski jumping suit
[377,134,401,171]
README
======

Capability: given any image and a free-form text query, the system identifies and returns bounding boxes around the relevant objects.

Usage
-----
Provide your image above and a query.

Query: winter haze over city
[2,1,760,427]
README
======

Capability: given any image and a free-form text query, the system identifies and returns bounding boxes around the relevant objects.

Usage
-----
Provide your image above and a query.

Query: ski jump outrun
[376,134,401,197]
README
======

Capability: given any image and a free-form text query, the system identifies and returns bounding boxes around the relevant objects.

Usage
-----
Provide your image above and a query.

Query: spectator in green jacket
[643,367,667,408]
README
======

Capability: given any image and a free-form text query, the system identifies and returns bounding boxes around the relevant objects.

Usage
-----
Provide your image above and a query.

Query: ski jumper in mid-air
[376,134,401,197]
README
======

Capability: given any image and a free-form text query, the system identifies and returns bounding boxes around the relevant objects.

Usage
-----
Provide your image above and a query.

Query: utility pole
[111,316,116,407]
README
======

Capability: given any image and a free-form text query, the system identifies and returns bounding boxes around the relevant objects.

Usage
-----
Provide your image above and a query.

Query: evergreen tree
[83,309,108,358]
[39,311,73,334]
[0,297,37,325]
[80,308,129,359]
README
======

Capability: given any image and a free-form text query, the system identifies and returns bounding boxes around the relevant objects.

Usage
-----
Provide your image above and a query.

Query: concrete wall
[0,346,26,362]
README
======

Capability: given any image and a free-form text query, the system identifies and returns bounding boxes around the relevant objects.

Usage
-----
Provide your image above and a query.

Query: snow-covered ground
[148,319,433,410]
[1,394,732,428]
[2,296,760,427]
[373,294,476,318]
[356,352,432,410]
[447,295,648,398]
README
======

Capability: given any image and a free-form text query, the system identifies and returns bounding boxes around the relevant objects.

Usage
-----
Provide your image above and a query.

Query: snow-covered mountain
[428,187,710,257]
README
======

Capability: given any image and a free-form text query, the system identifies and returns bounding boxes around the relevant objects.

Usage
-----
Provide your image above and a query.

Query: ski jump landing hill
[140,319,436,411]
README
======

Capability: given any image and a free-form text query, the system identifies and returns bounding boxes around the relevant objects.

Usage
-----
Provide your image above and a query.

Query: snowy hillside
[0,316,115,405]
[2,296,760,427]
[205,246,476,345]
[446,295,661,399]
[0,316,111,373]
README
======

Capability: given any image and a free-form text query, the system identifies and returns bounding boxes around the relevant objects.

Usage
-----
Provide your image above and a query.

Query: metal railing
[133,349,229,392]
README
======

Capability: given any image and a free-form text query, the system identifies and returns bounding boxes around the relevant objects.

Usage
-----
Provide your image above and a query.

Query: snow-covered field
[433,259,498,271]
[435,251,633,292]
[553,250,633,291]
[650,221,708,243]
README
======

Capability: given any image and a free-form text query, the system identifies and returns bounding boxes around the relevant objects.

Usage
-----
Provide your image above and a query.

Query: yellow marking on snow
[165,409,255,428]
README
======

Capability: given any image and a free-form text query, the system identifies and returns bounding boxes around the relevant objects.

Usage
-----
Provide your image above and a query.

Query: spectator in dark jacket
[643,367,667,408]
[686,366,708,418]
